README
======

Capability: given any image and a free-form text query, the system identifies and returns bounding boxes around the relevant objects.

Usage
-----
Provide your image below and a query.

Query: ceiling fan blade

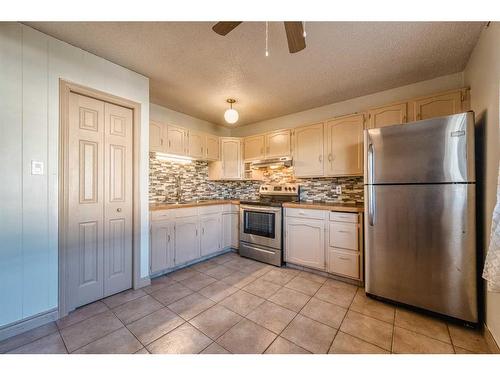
[284,22,306,53]
[212,22,242,36]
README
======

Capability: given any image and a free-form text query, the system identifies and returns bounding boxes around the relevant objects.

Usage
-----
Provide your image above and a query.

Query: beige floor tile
[262,268,300,285]
[329,332,389,354]
[393,326,454,354]
[300,297,347,329]
[217,319,277,354]
[147,323,212,354]
[141,276,178,294]
[203,265,236,280]
[179,272,217,291]
[299,271,328,284]
[102,288,147,309]
[448,324,490,353]
[168,268,200,282]
[315,280,357,308]
[246,301,297,334]
[199,280,238,302]
[150,282,193,305]
[340,310,393,351]
[239,263,273,278]
[56,301,109,329]
[112,295,163,324]
[350,289,395,324]
[212,252,239,265]
[60,310,123,352]
[192,259,220,272]
[285,276,323,296]
[219,290,265,316]
[394,307,450,343]
[126,307,184,346]
[268,287,310,312]
[281,314,337,354]
[0,322,58,353]
[265,337,311,354]
[200,342,231,354]
[220,271,257,289]
[74,327,142,354]
[167,293,215,320]
[8,332,67,354]
[242,278,282,299]
[189,304,242,340]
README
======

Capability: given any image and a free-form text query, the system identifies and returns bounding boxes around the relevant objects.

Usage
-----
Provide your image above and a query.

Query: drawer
[199,204,223,215]
[329,222,358,250]
[151,210,173,221]
[173,207,199,218]
[286,208,327,220]
[329,211,358,223]
[328,249,360,279]
[222,204,239,213]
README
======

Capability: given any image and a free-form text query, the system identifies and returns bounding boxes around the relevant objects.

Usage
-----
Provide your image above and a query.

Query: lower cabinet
[285,217,326,270]
[223,209,239,250]
[150,221,174,274]
[200,213,222,257]
[174,217,201,265]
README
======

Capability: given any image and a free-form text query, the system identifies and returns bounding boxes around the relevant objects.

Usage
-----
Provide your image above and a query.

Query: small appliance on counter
[239,183,300,266]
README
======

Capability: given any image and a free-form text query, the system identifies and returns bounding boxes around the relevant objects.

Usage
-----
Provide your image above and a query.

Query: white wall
[464,22,500,346]
[231,73,465,137]
[150,103,230,136]
[0,23,150,328]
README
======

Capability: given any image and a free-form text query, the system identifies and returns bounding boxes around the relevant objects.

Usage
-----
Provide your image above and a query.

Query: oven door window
[243,210,276,238]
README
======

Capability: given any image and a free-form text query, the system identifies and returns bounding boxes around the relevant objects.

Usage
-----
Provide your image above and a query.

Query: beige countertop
[283,201,364,213]
[149,199,239,211]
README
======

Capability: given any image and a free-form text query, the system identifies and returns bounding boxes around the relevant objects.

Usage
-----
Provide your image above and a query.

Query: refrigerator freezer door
[364,183,477,322]
[364,112,475,184]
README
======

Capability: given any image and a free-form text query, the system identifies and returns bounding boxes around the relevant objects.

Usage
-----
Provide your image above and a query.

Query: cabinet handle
[328,153,333,162]
[402,115,407,123]
[196,229,198,236]
[416,113,421,121]
[338,230,349,233]
[202,227,205,235]
[168,140,171,148]
[160,139,163,146]
[339,256,351,261]
[116,208,122,212]
[167,234,170,242]
[319,155,323,162]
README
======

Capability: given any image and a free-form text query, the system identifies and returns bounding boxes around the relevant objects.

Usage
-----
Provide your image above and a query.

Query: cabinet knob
[116,208,122,212]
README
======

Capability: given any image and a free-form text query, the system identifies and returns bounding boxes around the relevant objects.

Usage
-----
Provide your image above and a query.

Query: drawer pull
[337,230,350,233]
[339,257,351,261]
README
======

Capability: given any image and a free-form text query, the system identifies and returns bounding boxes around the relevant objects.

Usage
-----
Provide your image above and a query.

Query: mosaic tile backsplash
[149,152,364,204]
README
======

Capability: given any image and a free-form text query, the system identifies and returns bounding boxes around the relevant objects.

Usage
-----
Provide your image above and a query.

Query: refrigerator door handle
[367,143,375,226]
[367,143,374,185]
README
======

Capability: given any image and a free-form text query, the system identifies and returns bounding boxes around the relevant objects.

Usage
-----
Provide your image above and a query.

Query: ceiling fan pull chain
[265,21,269,57]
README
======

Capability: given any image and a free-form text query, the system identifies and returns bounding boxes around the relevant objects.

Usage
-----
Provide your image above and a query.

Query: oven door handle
[240,205,282,213]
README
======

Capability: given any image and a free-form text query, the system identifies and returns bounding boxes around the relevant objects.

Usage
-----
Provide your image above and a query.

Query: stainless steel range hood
[250,156,292,169]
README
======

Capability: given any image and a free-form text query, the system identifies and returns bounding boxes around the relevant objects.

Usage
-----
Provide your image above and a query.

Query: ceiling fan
[212,22,306,53]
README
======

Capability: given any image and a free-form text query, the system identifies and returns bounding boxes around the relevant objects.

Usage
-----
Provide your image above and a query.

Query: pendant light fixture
[224,98,239,124]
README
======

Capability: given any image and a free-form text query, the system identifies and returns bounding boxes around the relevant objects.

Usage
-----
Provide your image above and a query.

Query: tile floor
[0,251,493,354]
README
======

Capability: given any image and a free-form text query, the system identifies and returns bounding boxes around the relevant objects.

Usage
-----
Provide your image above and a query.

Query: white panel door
[150,221,174,274]
[68,93,105,309]
[285,217,325,270]
[200,214,222,256]
[222,213,232,249]
[103,102,133,296]
[230,212,239,249]
[174,217,200,265]
[293,123,324,177]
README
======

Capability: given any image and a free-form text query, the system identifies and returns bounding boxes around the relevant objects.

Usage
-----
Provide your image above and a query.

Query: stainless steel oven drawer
[239,241,282,267]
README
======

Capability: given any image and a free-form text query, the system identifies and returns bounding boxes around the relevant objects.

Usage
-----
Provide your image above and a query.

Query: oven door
[240,205,282,249]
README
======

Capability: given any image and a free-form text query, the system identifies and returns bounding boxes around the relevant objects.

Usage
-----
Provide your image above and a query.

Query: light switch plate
[335,185,342,194]
[31,160,44,175]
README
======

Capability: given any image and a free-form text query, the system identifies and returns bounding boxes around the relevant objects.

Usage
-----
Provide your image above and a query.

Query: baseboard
[484,323,500,354]
[0,309,59,342]
[135,275,151,289]
[285,262,364,287]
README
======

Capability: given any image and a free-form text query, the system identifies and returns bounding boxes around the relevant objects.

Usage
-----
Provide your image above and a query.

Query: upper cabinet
[368,102,408,129]
[149,121,164,152]
[208,137,243,180]
[243,134,265,161]
[205,134,220,161]
[325,114,364,176]
[265,129,291,158]
[188,130,205,159]
[413,89,468,121]
[165,125,187,155]
[293,123,325,178]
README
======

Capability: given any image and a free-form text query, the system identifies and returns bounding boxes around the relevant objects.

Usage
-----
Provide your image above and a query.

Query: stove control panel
[259,183,300,195]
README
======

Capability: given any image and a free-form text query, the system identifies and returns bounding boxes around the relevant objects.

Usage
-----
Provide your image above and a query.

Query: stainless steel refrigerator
[364,112,477,323]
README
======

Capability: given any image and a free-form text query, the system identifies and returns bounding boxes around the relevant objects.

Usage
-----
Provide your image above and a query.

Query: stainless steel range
[239,183,300,266]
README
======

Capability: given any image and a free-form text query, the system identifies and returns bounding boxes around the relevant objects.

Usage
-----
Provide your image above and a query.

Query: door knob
[117,208,122,212]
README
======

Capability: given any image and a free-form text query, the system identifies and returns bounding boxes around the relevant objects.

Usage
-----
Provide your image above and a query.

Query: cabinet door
[150,221,174,274]
[265,129,291,158]
[222,213,232,249]
[206,134,220,160]
[285,217,325,270]
[200,214,222,256]
[188,130,206,159]
[325,114,363,176]
[413,90,463,121]
[174,217,200,265]
[221,138,242,179]
[166,125,187,155]
[368,102,407,129]
[293,123,324,177]
[231,212,239,249]
[327,249,360,279]
[244,135,265,161]
[150,121,164,152]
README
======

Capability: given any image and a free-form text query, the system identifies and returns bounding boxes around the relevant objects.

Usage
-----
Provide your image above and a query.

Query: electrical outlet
[335,185,342,194]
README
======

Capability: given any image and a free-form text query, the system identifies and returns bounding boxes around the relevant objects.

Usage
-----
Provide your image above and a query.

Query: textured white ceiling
[26,22,484,126]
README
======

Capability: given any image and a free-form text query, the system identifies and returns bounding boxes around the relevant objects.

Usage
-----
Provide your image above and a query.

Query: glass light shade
[224,108,239,124]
